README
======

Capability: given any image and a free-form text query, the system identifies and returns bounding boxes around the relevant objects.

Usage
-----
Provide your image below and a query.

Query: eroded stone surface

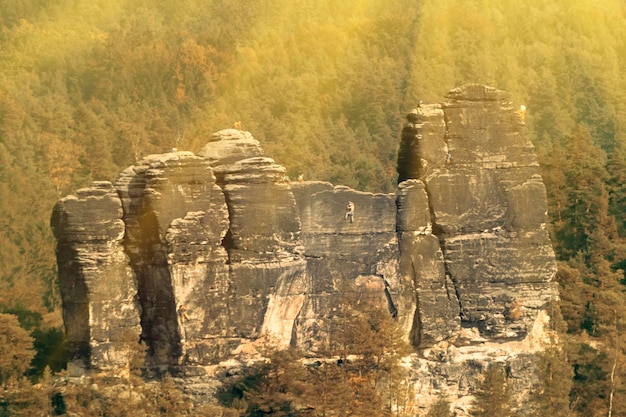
[397,180,460,348]
[53,84,559,416]
[397,84,557,342]
[51,181,141,371]
[290,181,398,352]
[197,129,264,167]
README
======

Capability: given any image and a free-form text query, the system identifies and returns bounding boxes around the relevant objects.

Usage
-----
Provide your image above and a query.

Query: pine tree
[425,396,453,417]
[154,374,196,417]
[471,363,516,417]
[0,314,35,388]
[606,146,626,237]
[531,348,575,417]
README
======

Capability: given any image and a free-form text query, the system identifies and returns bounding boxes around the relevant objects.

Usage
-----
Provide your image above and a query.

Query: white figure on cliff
[344,201,355,223]
[517,105,526,123]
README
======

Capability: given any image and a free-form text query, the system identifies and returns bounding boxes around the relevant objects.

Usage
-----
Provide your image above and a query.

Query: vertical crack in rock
[419,175,465,326]
[116,160,178,365]
[396,99,463,348]
[408,261,422,346]
[220,229,235,255]
[117,162,173,364]
[396,178,460,348]
[383,278,398,318]
[438,109,465,324]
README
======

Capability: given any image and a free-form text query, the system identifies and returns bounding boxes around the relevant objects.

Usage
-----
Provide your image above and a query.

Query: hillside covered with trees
[1,0,626,415]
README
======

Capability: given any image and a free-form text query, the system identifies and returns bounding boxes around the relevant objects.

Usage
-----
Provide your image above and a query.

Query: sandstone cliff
[51,84,558,415]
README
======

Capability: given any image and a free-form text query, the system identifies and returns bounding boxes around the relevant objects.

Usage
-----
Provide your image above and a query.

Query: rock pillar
[51,181,141,372]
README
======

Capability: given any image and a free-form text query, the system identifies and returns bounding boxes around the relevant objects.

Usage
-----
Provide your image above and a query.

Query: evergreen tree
[606,146,626,238]
[238,348,305,416]
[471,363,516,417]
[154,374,196,417]
[220,296,410,417]
[531,348,575,417]
[425,396,453,417]
[0,314,35,387]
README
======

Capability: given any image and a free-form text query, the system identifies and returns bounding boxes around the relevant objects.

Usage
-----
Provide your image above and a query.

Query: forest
[1,0,625,415]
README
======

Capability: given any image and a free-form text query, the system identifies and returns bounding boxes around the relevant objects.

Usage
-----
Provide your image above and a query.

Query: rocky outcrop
[398,84,556,343]
[51,181,141,370]
[392,85,558,415]
[52,85,558,415]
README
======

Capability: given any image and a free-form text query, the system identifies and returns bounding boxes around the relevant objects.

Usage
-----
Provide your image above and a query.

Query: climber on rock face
[344,201,355,223]
[178,304,190,321]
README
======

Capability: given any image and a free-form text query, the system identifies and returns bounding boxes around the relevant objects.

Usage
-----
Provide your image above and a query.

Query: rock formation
[51,84,558,415]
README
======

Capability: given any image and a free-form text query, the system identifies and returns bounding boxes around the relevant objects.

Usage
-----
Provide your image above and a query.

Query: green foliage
[539,125,612,260]
[471,363,516,417]
[425,396,453,417]
[530,348,574,417]
[219,300,411,417]
[153,374,196,417]
[0,314,35,387]
[606,147,626,238]
[0,306,67,380]
[29,327,68,379]
[3,372,61,417]
[0,371,237,417]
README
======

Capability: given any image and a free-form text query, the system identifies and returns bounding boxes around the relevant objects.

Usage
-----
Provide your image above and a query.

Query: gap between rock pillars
[119,172,183,367]
[209,174,234,261]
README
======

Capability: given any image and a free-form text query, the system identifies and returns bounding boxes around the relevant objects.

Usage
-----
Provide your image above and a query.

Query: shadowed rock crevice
[114,152,227,366]
[220,229,235,255]
[383,278,398,318]
[408,261,422,346]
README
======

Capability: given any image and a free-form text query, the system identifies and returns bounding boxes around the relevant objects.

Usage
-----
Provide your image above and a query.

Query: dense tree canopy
[1,0,625,415]
[0,314,35,387]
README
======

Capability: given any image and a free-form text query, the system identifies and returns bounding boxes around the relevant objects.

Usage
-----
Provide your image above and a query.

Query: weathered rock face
[396,179,460,348]
[51,182,141,370]
[52,84,558,415]
[398,84,556,343]
[116,152,230,366]
[290,182,399,351]
[392,85,558,415]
